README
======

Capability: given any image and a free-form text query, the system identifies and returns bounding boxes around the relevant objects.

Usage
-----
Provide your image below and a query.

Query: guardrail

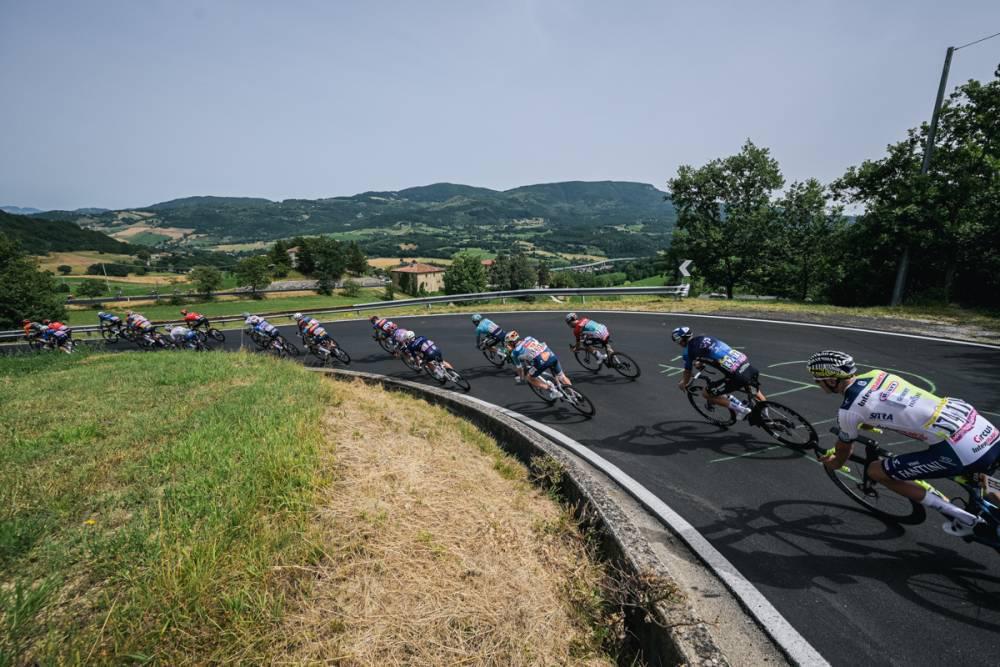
[0,284,689,340]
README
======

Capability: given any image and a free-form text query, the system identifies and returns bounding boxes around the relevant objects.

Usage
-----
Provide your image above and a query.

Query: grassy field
[0,353,615,664]
[35,251,136,274]
[0,352,332,663]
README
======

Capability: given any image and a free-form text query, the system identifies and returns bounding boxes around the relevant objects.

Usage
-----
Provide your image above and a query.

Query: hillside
[33,180,677,259]
[0,210,133,255]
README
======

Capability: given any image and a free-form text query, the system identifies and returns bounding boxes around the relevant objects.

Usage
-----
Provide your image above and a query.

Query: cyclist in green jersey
[808,350,1000,536]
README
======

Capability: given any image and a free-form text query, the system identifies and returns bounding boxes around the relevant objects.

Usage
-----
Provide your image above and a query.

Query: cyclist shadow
[590,419,804,460]
[504,400,594,425]
[569,372,636,387]
[702,499,1000,631]
[455,364,512,382]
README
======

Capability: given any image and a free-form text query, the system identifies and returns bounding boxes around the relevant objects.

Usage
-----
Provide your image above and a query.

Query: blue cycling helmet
[472,314,483,324]
[671,326,692,343]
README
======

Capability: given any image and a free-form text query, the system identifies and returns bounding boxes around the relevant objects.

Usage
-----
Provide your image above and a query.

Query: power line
[954,30,1000,51]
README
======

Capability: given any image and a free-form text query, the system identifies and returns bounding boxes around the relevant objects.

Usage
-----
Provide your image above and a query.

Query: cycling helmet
[127,310,134,317]
[21,319,30,325]
[241,312,251,319]
[370,315,378,323]
[807,350,857,380]
[42,319,50,325]
[180,309,188,315]
[505,330,520,345]
[565,312,578,324]
[472,314,483,324]
[292,313,304,322]
[405,331,415,342]
[671,326,692,342]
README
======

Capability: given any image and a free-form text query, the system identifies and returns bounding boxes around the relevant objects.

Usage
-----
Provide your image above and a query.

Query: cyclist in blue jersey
[506,331,571,400]
[404,331,444,365]
[672,326,765,420]
[471,314,506,348]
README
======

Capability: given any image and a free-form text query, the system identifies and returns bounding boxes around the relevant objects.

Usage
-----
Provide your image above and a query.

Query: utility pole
[889,47,954,306]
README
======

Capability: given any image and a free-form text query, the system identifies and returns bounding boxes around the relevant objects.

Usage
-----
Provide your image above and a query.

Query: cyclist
[243,312,280,346]
[371,315,398,341]
[169,324,200,349]
[97,311,122,328]
[40,320,72,350]
[808,350,1000,536]
[180,309,210,331]
[506,330,571,400]
[472,314,506,350]
[22,319,46,340]
[672,326,765,421]
[293,313,334,345]
[566,312,613,361]
[390,326,412,355]
[405,330,445,368]
[126,310,154,335]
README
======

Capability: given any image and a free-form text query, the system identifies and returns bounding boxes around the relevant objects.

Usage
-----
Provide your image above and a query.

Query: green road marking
[765,385,817,398]
[710,445,785,463]
[659,363,684,376]
[813,417,837,425]
[758,372,818,389]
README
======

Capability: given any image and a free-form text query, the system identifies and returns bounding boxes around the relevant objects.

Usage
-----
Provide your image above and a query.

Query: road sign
[679,259,693,277]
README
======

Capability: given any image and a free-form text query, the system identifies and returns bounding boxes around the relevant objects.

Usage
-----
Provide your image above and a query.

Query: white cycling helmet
[807,350,857,380]
[241,312,251,319]
[292,312,304,322]
[472,314,483,324]
[671,326,692,343]
[405,331,415,342]
[565,312,578,324]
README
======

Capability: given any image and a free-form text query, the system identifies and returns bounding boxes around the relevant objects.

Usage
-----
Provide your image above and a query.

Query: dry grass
[34,251,135,273]
[368,257,454,269]
[108,223,194,241]
[279,378,614,666]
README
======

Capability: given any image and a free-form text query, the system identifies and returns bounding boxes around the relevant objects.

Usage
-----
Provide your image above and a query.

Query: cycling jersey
[380,320,397,334]
[408,335,442,361]
[98,313,120,324]
[839,370,1000,469]
[511,337,562,376]
[392,328,411,345]
[307,325,330,341]
[129,316,152,331]
[683,336,748,375]
[24,322,45,336]
[184,312,207,327]
[573,318,609,343]
[244,315,263,328]
[254,321,278,337]
[169,326,197,342]
[475,319,505,344]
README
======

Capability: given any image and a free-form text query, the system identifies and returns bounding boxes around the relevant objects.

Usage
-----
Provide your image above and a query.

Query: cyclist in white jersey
[808,350,1000,536]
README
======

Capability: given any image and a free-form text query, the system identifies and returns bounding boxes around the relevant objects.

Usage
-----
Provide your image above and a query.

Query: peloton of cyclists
[565,312,613,361]
[808,350,1000,537]
[506,330,572,400]
[672,326,765,421]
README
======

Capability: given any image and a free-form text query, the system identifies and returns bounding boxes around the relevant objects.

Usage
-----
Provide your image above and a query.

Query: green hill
[0,210,133,255]
[29,181,677,259]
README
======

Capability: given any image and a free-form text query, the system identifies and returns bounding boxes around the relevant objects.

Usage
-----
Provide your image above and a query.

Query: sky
[1,0,999,211]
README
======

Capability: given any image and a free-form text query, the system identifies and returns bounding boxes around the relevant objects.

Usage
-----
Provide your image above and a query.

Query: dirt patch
[279,379,612,665]
[109,223,193,241]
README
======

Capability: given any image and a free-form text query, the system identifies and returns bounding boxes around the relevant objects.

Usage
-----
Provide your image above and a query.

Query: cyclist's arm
[678,368,692,389]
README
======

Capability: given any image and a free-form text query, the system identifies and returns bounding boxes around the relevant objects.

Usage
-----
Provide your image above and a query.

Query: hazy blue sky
[2,0,998,210]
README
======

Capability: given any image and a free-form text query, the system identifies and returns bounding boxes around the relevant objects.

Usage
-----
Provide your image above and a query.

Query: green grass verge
[0,351,334,664]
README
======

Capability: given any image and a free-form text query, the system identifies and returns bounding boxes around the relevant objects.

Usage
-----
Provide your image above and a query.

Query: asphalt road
[64,312,1000,665]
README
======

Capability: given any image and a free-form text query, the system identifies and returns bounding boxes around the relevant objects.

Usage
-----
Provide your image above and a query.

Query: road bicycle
[304,335,351,366]
[816,427,1000,553]
[424,357,472,391]
[99,320,124,343]
[478,335,510,368]
[525,370,596,417]
[137,329,173,351]
[190,321,226,344]
[247,329,300,358]
[571,341,640,379]
[685,367,817,449]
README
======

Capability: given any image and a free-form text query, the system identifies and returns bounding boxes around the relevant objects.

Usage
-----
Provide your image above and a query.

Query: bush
[341,279,361,298]
[57,265,72,275]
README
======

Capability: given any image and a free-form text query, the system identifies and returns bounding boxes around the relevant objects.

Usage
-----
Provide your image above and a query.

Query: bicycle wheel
[446,368,471,392]
[209,328,225,342]
[686,383,736,427]
[308,343,325,361]
[482,345,506,368]
[823,454,927,524]
[377,335,394,353]
[573,347,603,372]
[608,352,641,379]
[280,336,301,357]
[529,376,558,404]
[757,401,817,449]
[100,327,119,343]
[402,352,423,372]
[333,347,351,365]
[563,386,596,417]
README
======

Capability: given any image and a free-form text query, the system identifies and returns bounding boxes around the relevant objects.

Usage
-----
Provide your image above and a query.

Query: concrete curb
[311,367,754,666]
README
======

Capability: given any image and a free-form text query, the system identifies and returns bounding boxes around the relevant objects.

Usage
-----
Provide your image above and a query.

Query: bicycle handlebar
[828,426,877,447]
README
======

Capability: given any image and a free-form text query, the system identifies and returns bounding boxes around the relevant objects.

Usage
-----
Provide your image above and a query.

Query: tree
[382,281,395,301]
[57,264,72,275]
[509,249,536,289]
[537,261,551,287]
[75,279,106,298]
[0,234,66,327]
[312,240,346,295]
[235,256,272,296]
[189,265,223,298]
[489,252,512,290]
[668,140,784,298]
[341,279,361,298]
[346,241,368,275]
[444,252,488,294]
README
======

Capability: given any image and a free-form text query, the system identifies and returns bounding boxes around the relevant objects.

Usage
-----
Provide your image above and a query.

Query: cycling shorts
[707,363,760,397]
[883,439,1000,481]
[530,354,562,378]
[580,331,610,346]
[482,330,507,346]
[422,346,442,362]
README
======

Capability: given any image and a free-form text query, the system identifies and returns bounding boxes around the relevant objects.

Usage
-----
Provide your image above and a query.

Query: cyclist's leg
[550,358,571,386]
[528,359,554,391]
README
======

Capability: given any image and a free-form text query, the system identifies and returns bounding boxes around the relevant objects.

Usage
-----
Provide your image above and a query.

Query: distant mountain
[28,181,677,258]
[1,205,43,215]
[0,210,133,255]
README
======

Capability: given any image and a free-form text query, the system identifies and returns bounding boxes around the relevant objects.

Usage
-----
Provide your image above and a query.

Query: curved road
[110,312,1000,664]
